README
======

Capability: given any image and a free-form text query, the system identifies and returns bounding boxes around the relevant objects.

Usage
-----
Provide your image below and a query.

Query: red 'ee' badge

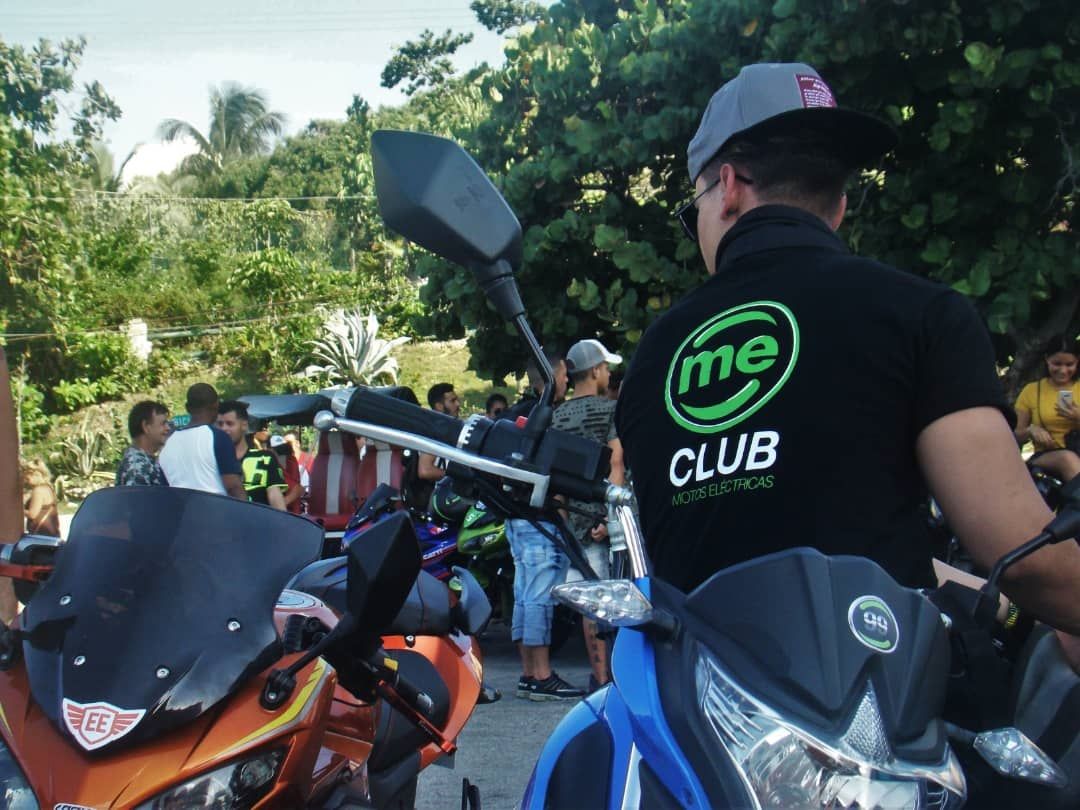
[62,698,146,751]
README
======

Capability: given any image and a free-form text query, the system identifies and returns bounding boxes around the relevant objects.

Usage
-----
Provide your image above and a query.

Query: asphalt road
[415,619,592,810]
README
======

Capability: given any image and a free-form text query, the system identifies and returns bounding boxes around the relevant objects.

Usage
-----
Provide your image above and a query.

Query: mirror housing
[371,129,525,321]
[346,512,422,638]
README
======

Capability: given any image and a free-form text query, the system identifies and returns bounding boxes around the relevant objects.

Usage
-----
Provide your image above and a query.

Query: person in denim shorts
[507,352,585,701]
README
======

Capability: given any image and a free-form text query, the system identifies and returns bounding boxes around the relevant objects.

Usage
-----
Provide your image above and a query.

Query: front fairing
[526,550,956,808]
[21,487,323,753]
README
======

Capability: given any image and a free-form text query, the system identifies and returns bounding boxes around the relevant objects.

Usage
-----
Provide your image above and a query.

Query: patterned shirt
[551,395,618,541]
[115,446,168,487]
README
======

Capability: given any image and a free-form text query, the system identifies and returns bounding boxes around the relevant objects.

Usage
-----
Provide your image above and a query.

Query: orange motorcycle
[0,485,489,808]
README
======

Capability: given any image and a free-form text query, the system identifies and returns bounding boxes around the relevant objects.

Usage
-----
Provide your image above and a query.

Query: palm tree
[88,141,139,192]
[157,83,286,177]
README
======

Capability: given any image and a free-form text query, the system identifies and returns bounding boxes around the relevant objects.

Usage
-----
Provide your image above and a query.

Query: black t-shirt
[241,448,286,505]
[615,205,1006,593]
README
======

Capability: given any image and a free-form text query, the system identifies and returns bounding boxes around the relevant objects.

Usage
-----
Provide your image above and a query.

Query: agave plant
[303,309,410,386]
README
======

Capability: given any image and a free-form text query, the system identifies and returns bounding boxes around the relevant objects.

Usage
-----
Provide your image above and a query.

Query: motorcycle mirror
[370,128,556,429]
[346,511,422,637]
[371,129,525,322]
[450,566,492,636]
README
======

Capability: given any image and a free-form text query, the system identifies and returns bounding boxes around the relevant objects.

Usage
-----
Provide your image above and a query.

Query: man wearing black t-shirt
[216,401,287,510]
[616,62,1080,637]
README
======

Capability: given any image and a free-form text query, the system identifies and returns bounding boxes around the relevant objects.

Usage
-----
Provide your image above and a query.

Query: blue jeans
[507,519,567,647]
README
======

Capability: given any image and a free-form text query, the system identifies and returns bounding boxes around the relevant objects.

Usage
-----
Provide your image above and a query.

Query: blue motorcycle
[323,128,1079,809]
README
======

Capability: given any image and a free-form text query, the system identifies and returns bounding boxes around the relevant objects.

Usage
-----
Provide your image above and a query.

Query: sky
[2,0,511,181]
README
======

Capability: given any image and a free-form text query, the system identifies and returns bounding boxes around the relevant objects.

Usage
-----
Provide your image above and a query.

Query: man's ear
[827,192,847,231]
[719,163,746,219]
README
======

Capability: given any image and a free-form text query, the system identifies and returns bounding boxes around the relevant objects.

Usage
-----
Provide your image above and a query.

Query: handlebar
[341,387,466,449]
[318,387,647,578]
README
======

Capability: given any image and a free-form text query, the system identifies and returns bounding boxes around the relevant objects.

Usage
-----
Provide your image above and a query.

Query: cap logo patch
[63,698,145,751]
[796,74,837,109]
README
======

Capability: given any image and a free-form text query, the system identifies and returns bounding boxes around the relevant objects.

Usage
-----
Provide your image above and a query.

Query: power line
[0,192,376,202]
[0,295,356,344]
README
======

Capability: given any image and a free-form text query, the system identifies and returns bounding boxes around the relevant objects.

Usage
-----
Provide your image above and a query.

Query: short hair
[385,386,421,406]
[702,132,854,221]
[485,393,508,413]
[427,383,455,409]
[128,400,169,439]
[218,400,249,421]
[186,382,219,413]
[525,348,565,389]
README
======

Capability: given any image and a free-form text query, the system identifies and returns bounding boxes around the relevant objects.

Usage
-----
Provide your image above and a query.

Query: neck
[133,435,157,454]
[234,438,248,459]
[574,382,599,397]
[189,412,214,426]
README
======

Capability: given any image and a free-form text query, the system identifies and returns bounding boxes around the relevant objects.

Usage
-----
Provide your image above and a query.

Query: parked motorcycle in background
[0,485,490,808]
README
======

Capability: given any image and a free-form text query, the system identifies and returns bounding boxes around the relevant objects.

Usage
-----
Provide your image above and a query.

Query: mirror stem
[513,313,554,436]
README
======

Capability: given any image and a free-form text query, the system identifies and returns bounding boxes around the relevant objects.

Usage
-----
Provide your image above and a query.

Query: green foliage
[412,0,1080,384]
[303,309,411,386]
[381,29,476,95]
[52,334,141,413]
[471,0,547,33]
[13,376,50,444]
[56,413,115,480]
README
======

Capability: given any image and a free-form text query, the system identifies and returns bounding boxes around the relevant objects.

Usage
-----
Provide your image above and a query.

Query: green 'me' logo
[664,301,799,434]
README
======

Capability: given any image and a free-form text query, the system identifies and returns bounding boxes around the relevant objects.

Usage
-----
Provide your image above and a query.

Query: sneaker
[529,671,586,702]
[516,676,535,699]
[477,681,502,704]
[588,674,610,694]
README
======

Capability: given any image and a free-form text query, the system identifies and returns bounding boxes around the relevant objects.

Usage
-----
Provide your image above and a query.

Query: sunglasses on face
[674,172,754,241]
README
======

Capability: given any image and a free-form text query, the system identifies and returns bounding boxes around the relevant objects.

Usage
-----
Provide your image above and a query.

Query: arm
[211,428,246,499]
[266,485,286,511]
[283,481,304,507]
[1013,407,1055,450]
[607,437,625,486]
[917,406,1080,634]
[417,453,445,482]
[281,458,303,507]
[221,473,246,500]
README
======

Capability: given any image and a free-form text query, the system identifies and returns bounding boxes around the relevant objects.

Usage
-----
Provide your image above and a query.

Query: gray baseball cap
[566,339,622,373]
[687,63,897,181]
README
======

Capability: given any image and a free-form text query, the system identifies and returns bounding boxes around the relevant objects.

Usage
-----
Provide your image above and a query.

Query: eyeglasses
[674,172,754,241]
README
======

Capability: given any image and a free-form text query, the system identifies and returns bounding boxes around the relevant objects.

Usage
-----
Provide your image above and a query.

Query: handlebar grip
[346,388,464,448]
[391,671,436,718]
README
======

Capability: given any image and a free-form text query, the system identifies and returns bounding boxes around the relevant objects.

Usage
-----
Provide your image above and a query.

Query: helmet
[457,502,507,558]
[430,477,473,524]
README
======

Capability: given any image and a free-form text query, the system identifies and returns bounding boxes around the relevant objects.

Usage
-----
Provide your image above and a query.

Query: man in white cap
[615,63,1080,640]
[553,338,626,691]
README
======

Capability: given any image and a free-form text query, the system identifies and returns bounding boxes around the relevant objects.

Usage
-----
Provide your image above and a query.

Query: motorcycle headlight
[695,646,966,809]
[135,747,285,809]
[0,738,38,809]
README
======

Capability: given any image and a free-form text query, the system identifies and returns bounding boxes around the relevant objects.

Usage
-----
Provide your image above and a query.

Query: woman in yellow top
[1014,335,1080,482]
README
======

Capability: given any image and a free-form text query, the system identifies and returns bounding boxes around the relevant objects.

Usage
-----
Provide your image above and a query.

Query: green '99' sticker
[847,595,900,654]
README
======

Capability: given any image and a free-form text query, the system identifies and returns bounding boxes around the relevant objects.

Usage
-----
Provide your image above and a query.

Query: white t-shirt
[158,424,240,494]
